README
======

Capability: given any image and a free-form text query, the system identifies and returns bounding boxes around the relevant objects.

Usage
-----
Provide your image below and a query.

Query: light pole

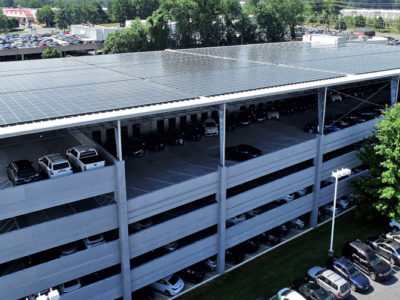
[328,168,352,257]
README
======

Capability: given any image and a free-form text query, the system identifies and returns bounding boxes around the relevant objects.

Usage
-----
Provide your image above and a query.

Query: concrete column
[310,88,327,228]
[391,76,399,106]
[115,120,123,161]
[217,104,227,274]
[21,53,24,60]
[114,161,132,300]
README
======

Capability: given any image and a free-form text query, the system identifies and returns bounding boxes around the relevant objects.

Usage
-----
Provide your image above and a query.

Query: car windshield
[89,234,102,242]
[205,122,215,127]
[17,169,36,177]
[168,275,179,285]
[340,283,349,293]
[368,253,382,266]
[348,267,361,278]
[80,150,97,158]
[53,162,69,170]
[64,280,78,288]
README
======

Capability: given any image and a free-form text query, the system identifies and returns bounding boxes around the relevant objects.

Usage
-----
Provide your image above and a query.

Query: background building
[70,24,123,41]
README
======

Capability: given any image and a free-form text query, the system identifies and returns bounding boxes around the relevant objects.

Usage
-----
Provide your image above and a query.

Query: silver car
[308,266,350,299]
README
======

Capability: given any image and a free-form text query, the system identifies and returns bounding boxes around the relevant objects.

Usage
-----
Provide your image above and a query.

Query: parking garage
[0,41,399,300]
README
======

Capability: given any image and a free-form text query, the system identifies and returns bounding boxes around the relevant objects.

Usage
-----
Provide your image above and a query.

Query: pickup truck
[66,145,105,172]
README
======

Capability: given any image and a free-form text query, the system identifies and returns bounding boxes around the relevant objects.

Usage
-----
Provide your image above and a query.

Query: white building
[70,24,123,41]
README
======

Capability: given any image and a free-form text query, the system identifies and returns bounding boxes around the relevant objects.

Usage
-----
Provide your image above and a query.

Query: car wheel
[295,224,300,230]
[370,272,377,281]
[351,283,357,291]
[390,257,396,265]
[164,290,171,297]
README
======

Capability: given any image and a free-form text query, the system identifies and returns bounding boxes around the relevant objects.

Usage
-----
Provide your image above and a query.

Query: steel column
[391,76,399,106]
[217,104,227,274]
[115,120,123,161]
[310,88,327,227]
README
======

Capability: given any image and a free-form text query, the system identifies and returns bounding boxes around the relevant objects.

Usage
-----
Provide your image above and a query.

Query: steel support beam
[391,76,399,106]
[310,88,327,228]
[114,121,131,300]
[217,104,227,274]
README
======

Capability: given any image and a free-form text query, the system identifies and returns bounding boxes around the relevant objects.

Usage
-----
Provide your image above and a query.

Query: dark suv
[343,239,392,281]
[7,160,40,185]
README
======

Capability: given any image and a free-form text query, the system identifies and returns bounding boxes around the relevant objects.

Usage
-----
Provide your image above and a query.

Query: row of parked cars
[274,221,400,300]
[0,33,58,50]
[6,145,105,186]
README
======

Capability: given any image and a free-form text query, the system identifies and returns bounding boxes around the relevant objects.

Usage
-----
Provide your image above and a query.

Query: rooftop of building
[0,41,399,137]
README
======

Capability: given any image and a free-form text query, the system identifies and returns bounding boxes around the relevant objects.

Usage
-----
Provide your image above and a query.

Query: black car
[145,133,167,151]
[366,237,400,265]
[343,239,392,281]
[236,111,252,126]
[7,160,40,186]
[226,144,262,161]
[185,123,202,141]
[259,228,281,246]
[132,286,154,300]
[242,237,261,254]
[177,263,206,283]
[293,278,333,300]
[251,109,267,122]
[167,129,185,145]
[226,115,239,131]
[226,244,245,265]
[124,138,146,157]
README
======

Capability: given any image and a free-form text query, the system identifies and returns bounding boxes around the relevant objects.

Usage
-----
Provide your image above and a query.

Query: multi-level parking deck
[0,42,399,300]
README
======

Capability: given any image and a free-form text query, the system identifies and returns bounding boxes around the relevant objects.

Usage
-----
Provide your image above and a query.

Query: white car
[227,214,246,226]
[389,219,400,231]
[330,94,342,102]
[84,234,105,249]
[281,193,295,202]
[267,111,280,120]
[323,203,341,216]
[337,196,350,210]
[203,256,217,271]
[289,218,305,229]
[60,279,81,294]
[203,119,218,136]
[163,241,179,252]
[151,274,184,296]
[30,288,60,300]
[277,287,306,300]
[38,154,73,179]
[295,188,307,197]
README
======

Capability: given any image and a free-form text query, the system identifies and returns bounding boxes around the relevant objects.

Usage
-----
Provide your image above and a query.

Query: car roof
[13,160,33,169]
[350,239,370,252]
[322,269,347,286]
[73,145,94,151]
[44,153,68,163]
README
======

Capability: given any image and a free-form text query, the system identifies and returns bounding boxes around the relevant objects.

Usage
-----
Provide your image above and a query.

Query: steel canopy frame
[0,68,399,139]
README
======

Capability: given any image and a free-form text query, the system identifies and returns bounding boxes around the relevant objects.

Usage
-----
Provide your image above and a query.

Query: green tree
[81,0,108,24]
[353,104,400,221]
[27,0,42,8]
[0,9,8,33]
[354,15,366,27]
[7,17,18,29]
[42,46,61,59]
[193,0,224,47]
[335,18,346,30]
[256,0,286,42]
[374,16,385,29]
[235,12,257,44]
[222,0,242,45]
[307,0,324,14]
[283,0,304,40]
[146,9,169,50]
[0,0,14,7]
[36,5,55,27]
[397,19,400,31]
[104,18,149,53]
[110,0,133,26]
[132,0,159,19]
[55,2,72,30]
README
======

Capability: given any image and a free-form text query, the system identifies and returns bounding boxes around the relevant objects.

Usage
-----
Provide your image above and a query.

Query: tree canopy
[41,45,60,58]
[353,104,400,221]
[36,5,55,27]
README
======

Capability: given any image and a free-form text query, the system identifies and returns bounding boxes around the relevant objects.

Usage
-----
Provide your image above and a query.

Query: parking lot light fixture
[329,168,351,257]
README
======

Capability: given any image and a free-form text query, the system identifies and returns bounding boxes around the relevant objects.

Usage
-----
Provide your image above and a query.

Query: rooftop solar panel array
[0,42,400,127]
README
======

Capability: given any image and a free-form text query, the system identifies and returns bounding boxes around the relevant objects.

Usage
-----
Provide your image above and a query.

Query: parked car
[151,274,184,296]
[7,160,40,185]
[225,245,245,265]
[343,239,392,281]
[203,118,218,136]
[59,241,81,257]
[242,237,261,254]
[38,154,73,179]
[177,263,206,283]
[145,133,167,151]
[389,219,400,231]
[293,278,333,300]
[281,193,295,202]
[129,218,153,233]
[307,266,350,299]
[132,286,154,300]
[277,287,306,300]
[259,228,282,246]
[323,203,341,216]
[163,241,179,252]
[66,145,105,172]
[288,218,305,230]
[60,279,81,294]
[366,237,400,265]
[203,255,217,271]
[84,234,105,249]
[251,109,267,122]
[185,123,202,141]
[236,111,252,126]
[225,144,262,161]
[328,257,370,292]
[124,138,146,157]
[227,214,246,227]
[385,230,400,243]
[167,129,185,145]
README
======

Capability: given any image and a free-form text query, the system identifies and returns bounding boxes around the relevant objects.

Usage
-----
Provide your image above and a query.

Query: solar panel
[0,42,399,127]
